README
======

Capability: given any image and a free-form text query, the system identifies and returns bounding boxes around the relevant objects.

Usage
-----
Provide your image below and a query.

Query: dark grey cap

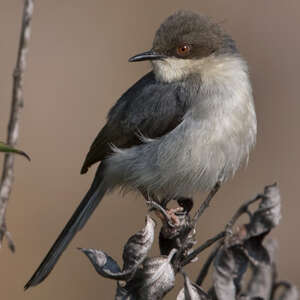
[152,10,237,59]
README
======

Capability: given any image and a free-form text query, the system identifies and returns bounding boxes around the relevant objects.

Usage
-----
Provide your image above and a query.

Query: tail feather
[24,165,108,290]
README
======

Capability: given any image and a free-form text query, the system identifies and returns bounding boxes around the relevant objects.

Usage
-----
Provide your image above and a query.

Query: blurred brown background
[0,0,299,299]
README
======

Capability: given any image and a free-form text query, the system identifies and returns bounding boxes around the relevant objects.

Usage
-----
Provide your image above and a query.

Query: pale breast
[149,54,257,195]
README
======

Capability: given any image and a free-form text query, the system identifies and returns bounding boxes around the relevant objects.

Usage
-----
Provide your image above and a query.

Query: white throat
[151,54,246,84]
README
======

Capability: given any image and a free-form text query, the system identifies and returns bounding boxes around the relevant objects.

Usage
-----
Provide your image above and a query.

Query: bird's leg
[138,189,174,226]
[157,197,194,226]
[156,196,195,226]
[139,189,160,207]
[159,198,196,264]
[170,185,221,270]
[158,197,184,226]
[160,197,172,208]
[163,207,184,226]
[139,189,183,226]
[146,201,176,227]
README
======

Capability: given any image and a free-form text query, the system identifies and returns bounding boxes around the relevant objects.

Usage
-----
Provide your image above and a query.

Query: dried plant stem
[170,183,221,269]
[181,231,225,267]
[225,193,264,232]
[0,0,34,251]
[192,182,221,227]
[195,244,221,286]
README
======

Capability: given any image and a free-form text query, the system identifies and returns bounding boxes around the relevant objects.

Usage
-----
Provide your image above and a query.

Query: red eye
[177,44,191,57]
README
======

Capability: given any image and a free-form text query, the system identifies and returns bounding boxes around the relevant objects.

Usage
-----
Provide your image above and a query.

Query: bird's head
[129,11,238,83]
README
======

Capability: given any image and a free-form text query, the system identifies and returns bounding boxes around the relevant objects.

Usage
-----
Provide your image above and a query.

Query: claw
[166,207,184,226]
[147,201,183,227]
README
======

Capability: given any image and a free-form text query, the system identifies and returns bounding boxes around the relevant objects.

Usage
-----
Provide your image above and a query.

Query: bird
[25,10,257,289]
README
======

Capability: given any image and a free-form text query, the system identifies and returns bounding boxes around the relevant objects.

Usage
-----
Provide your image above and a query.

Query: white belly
[105,100,256,197]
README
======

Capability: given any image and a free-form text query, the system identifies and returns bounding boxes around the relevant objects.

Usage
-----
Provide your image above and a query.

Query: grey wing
[81,71,191,174]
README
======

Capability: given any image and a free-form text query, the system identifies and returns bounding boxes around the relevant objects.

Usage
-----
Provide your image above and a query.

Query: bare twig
[225,193,264,233]
[0,0,34,251]
[192,182,221,227]
[181,231,225,267]
[195,244,222,286]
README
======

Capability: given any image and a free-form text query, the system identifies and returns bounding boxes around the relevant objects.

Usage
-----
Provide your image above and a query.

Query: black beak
[128,50,166,62]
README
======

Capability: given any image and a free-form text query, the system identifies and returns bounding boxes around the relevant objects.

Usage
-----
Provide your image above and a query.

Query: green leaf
[0,142,30,161]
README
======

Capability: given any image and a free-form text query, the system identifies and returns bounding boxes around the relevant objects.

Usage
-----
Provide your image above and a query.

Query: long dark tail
[24,164,108,290]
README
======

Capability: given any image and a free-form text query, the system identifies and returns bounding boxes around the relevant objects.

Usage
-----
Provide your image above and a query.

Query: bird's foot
[158,199,195,258]
[146,201,184,227]
[157,207,184,226]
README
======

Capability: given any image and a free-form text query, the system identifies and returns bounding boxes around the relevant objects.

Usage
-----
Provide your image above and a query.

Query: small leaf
[177,272,209,300]
[245,239,277,300]
[276,283,300,300]
[80,216,155,281]
[226,184,281,250]
[247,183,281,238]
[79,248,124,279]
[0,141,30,160]
[127,249,177,300]
[213,246,248,300]
[122,216,155,276]
[115,283,135,300]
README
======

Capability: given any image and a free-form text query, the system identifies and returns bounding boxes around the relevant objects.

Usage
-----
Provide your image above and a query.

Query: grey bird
[25,10,257,289]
